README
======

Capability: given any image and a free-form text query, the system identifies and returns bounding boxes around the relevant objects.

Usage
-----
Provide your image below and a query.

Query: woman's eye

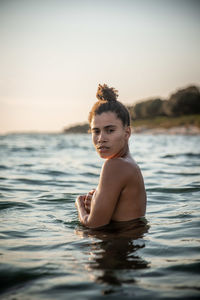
[94,130,100,135]
[107,129,114,133]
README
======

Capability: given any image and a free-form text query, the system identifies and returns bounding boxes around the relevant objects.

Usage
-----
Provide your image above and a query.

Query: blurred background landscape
[64,84,200,134]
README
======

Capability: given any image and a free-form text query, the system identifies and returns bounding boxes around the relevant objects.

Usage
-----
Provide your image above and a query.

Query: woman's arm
[75,159,126,228]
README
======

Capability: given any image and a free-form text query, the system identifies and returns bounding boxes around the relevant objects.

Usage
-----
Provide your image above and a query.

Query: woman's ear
[125,126,131,139]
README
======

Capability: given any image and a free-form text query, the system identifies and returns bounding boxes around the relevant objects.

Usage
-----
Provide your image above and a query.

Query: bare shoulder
[102,156,141,180]
[102,157,129,173]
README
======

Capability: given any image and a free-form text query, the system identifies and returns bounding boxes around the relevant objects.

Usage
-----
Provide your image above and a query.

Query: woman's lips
[97,146,110,153]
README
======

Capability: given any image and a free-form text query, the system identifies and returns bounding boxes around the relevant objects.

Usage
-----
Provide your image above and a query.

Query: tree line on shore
[64,85,200,133]
[128,85,200,120]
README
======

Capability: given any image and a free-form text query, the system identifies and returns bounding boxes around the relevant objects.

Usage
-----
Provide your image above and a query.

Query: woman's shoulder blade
[102,157,138,178]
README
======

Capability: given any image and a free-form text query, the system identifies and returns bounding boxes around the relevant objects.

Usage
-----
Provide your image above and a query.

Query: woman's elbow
[83,217,109,229]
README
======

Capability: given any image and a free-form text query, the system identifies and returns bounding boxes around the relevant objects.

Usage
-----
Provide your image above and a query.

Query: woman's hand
[75,189,96,213]
[75,195,85,209]
[84,189,96,213]
[75,190,95,227]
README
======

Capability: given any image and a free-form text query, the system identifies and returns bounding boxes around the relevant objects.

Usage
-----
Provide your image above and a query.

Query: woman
[75,84,146,229]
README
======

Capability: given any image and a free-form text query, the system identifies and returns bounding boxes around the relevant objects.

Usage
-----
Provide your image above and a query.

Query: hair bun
[96,84,118,102]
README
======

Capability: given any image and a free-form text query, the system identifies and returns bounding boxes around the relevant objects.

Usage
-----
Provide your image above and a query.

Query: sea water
[0,133,200,299]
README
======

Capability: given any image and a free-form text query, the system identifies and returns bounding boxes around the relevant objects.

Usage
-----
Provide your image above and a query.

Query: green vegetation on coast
[132,114,200,129]
[64,85,200,134]
[63,123,89,134]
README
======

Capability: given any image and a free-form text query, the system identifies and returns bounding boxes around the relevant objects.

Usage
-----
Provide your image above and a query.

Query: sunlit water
[0,133,200,299]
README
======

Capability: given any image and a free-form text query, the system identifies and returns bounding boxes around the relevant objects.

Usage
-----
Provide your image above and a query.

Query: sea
[0,133,200,300]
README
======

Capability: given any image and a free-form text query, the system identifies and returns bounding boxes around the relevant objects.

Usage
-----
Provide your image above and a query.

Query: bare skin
[75,112,146,229]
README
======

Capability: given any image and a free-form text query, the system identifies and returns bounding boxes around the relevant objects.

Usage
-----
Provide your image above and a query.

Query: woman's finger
[85,193,92,201]
[85,198,91,206]
[89,189,96,195]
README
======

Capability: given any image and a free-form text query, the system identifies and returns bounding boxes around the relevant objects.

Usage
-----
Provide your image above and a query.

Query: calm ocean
[0,133,200,299]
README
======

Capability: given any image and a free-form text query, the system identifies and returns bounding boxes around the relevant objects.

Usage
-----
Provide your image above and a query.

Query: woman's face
[91,111,131,159]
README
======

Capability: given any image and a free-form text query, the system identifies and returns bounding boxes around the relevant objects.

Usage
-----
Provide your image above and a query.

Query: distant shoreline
[1,126,200,136]
[62,125,200,135]
[131,114,200,135]
[132,125,200,135]
[63,114,200,135]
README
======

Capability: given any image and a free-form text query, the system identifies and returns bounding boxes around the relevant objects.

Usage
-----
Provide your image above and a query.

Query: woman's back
[111,155,146,221]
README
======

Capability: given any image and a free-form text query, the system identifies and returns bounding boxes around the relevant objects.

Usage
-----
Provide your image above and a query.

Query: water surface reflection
[75,218,150,288]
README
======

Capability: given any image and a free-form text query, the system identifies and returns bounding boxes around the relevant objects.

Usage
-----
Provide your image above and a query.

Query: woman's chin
[97,151,111,159]
[99,153,109,159]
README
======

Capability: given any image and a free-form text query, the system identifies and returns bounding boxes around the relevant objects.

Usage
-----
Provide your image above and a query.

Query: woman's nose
[98,131,106,143]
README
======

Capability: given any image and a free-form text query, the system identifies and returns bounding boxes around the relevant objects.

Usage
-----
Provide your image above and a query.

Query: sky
[0,0,200,134]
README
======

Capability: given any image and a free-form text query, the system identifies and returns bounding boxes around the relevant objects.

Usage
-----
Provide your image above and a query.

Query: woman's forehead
[91,112,122,127]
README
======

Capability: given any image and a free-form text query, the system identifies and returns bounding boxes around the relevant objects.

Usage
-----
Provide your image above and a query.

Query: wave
[0,201,33,211]
[162,152,200,158]
[0,264,62,294]
[146,187,200,193]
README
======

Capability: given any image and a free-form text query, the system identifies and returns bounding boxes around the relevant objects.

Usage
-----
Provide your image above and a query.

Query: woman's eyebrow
[91,125,117,131]
[104,125,116,129]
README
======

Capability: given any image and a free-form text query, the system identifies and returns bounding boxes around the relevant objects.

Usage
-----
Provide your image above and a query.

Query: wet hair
[88,84,130,127]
